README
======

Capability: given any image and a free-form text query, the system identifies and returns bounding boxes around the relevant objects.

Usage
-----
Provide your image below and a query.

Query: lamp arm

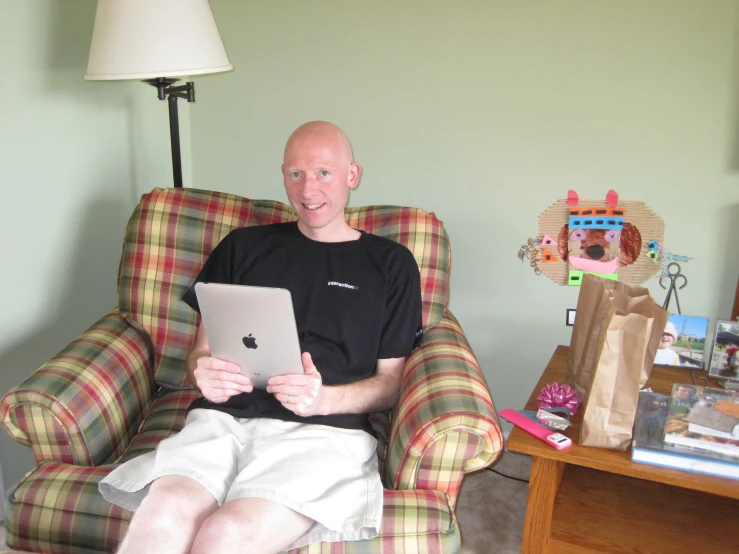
[141,78,196,188]
[166,83,196,102]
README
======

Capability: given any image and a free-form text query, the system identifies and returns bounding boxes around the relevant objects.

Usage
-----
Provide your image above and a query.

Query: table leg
[520,456,565,554]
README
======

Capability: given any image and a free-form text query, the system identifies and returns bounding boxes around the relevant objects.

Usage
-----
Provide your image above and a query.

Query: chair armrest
[0,310,156,466]
[385,311,503,506]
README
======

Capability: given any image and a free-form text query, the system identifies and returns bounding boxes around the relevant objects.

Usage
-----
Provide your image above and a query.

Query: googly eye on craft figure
[570,229,586,241]
[605,230,621,243]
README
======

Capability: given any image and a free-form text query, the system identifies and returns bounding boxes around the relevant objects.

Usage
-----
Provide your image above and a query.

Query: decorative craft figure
[535,189,665,286]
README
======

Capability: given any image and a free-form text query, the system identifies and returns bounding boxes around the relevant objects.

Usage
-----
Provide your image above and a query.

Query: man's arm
[267,354,406,417]
[187,326,253,402]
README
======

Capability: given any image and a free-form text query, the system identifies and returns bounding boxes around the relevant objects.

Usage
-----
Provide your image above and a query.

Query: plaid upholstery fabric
[344,205,449,330]
[5,465,458,554]
[0,310,154,466]
[285,491,460,554]
[385,311,502,507]
[117,188,259,388]
[251,198,298,226]
[5,462,131,554]
[118,389,199,464]
[0,189,499,553]
[4,392,460,554]
[1,313,491,554]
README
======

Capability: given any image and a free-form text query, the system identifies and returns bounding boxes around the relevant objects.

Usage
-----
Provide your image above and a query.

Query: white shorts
[99,409,383,549]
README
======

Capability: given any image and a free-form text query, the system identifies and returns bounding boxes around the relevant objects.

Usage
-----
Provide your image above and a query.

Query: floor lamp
[85,0,233,188]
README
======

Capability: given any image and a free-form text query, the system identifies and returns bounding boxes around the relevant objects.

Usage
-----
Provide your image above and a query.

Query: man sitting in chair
[99,121,423,554]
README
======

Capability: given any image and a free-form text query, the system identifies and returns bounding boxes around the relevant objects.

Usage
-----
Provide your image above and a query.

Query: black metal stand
[142,78,196,188]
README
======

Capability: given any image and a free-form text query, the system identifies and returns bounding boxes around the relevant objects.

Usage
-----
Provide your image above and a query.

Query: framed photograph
[708,319,739,381]
[654,314,709,369]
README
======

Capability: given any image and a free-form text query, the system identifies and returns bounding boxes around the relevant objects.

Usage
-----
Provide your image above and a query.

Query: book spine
[664,434,739,457]
[631,455,739,481]
[664,442,739,463]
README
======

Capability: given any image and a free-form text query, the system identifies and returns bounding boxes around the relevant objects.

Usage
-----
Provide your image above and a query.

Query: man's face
[282,133,360,239]
[659,333,675,349]
[676,386,693,400]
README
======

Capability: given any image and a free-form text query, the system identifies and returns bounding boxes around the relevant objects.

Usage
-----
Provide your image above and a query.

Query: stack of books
[631,384,739,479]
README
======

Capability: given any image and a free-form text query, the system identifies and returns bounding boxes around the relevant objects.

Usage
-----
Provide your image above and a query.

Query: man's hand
[267,352,327,416]
[193,356,253,403]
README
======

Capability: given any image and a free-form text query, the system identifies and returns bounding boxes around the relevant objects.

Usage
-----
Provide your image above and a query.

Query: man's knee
[193,498,312,552]
[196,506,268,545]
[117,476,217,553]
[139,475,216,523]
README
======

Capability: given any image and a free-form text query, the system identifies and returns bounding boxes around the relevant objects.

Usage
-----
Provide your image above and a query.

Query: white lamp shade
[85,0,233,80]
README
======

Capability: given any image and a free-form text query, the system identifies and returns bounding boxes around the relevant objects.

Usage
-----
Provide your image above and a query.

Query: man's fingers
[201,357,241,373]
[267,374,312,387]
[265,352,322,416]
[199,379,252,392]
[267,384,305,396]
[194,365,252,386]
[208,370,252,385]
[276,392,314,411]
[302,352,318,375]
[202,379,254,399]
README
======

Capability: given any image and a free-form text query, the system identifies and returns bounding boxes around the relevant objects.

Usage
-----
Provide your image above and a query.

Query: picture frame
[708,319,739,381]
[654,314,709,369]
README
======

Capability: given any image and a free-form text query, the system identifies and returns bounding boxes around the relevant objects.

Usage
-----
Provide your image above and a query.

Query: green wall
[2,0,739,500]
[0,1,191,490]
[191,0,739,421]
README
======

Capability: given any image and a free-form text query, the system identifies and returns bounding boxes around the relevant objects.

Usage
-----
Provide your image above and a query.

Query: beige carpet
[0,450,531,554]
[456,450,531,553]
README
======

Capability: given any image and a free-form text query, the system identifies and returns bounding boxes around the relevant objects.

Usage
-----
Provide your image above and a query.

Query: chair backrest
[118,188,451,388]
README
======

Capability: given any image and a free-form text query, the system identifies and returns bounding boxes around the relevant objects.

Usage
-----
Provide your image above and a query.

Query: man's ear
[348,162,362,189]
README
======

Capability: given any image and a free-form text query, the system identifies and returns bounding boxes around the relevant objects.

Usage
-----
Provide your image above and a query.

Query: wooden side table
[506,345,739,553]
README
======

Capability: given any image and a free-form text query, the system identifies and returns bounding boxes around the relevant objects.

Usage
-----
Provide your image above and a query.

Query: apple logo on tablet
[242,334,258,349]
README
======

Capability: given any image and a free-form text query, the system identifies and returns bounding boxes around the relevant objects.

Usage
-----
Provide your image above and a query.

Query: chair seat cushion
[5,465,460,554]
[117,389,200,463]
[4,391,463,553]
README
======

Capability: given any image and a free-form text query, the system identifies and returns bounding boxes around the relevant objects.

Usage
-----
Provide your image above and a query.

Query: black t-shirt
[182,222,422,433]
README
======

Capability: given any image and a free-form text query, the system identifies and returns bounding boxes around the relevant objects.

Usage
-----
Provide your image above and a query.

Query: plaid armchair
[0,188,502,554]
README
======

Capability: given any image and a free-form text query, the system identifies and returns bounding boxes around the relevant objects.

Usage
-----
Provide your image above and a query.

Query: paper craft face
[557,206,642,284]
[536,193,664,286]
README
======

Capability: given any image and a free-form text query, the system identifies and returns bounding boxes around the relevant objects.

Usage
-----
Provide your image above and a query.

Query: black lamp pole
[142,77,196,188]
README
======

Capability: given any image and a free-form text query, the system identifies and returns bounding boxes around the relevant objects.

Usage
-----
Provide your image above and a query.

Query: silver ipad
[194,282,304,388]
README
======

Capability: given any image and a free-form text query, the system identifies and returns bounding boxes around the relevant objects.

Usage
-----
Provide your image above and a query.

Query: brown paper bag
[567,274,662,397]
[567,274,668,450]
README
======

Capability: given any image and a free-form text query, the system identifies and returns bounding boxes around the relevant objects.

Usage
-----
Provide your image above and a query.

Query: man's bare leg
[191,497,315,554]
[117,476,217,554]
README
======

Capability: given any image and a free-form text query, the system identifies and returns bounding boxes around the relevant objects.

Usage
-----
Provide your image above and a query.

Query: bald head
[281,121,362,241]
[284,121,354,165]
